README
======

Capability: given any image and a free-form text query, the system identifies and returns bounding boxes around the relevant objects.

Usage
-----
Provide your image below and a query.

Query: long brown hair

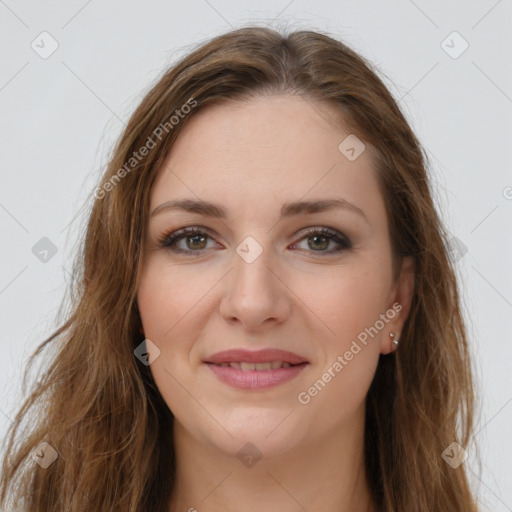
[0,26,480,511]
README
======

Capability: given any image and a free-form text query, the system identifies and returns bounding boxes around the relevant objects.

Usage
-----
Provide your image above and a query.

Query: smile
[214,361,296,370]
[204,361,309,390]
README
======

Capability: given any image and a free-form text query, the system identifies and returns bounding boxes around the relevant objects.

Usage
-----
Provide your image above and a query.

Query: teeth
[217,361,294,371]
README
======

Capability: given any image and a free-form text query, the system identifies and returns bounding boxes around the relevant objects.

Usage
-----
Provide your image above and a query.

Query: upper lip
[204,349,309,365]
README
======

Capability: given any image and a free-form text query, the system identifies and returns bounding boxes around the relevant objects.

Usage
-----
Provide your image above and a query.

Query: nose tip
[219,244,291,330]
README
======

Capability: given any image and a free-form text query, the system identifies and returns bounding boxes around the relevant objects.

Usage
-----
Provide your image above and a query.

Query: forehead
[150,95,384,220]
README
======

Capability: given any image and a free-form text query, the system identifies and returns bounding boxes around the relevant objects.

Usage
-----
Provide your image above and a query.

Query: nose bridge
[219,233,290,328]
[234,237,272,289]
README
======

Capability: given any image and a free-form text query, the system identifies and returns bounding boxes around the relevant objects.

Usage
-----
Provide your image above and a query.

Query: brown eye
[158,226,351,257]
[291,227,352,255]
[307,234,330,251]
[184,233,208,250]
[158,228,216,256]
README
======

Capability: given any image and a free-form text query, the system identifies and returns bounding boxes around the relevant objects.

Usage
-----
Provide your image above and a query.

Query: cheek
[137,258,206,338]
[300,264,390,343]
[296,270,384,421]
[137,261,199,414]
[299,350,377,431]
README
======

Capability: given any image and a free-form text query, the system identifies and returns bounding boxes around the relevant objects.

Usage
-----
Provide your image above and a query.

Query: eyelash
[157,226,352,257]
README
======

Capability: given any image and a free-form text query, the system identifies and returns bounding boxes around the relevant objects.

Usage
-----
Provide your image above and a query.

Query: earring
[390,332,399,350]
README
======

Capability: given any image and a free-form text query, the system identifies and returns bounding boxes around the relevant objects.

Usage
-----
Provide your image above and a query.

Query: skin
[136,94,415,512]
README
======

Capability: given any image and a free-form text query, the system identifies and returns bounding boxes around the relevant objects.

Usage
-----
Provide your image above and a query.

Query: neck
[168,407,376,512]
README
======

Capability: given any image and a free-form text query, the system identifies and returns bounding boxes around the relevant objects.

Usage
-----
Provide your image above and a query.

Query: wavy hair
[0,26,479,511]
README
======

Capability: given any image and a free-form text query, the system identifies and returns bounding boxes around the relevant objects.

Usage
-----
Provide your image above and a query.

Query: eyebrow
[150,197,368,224]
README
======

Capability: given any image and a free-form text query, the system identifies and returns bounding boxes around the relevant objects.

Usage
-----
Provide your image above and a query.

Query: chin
[219,413,300,456]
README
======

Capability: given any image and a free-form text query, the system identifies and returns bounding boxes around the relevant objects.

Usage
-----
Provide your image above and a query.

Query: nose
[219,242,292,332]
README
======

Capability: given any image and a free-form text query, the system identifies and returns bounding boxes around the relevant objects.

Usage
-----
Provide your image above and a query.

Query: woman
[0,26,480,511]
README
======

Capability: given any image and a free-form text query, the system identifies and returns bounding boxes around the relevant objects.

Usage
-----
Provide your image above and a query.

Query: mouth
[203,349,310,390]
[204,348,309,365]
[208,361,306,370]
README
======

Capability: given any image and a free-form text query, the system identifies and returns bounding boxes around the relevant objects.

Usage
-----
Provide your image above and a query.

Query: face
[136,94,414,460]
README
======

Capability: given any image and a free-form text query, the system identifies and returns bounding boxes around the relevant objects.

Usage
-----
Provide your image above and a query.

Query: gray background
[1,1,511,510]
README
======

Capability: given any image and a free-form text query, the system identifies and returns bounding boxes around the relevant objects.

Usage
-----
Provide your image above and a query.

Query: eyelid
[156,225,220,249]
[291,226,352,253]
[157,224,352,257]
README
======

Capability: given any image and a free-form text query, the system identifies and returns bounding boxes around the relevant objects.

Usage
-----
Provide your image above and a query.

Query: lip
[203,348,309,390]
[205,363,308,390]
[204,348,309,365]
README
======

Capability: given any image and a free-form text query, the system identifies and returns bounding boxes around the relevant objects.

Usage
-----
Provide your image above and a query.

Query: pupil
[309,235,328,250]
[188,235,206,249]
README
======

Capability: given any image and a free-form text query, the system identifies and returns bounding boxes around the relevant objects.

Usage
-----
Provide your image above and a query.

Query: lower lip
[205,363,309,390]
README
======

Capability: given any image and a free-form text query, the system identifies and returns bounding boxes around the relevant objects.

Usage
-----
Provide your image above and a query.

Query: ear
[380,256,415,354]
